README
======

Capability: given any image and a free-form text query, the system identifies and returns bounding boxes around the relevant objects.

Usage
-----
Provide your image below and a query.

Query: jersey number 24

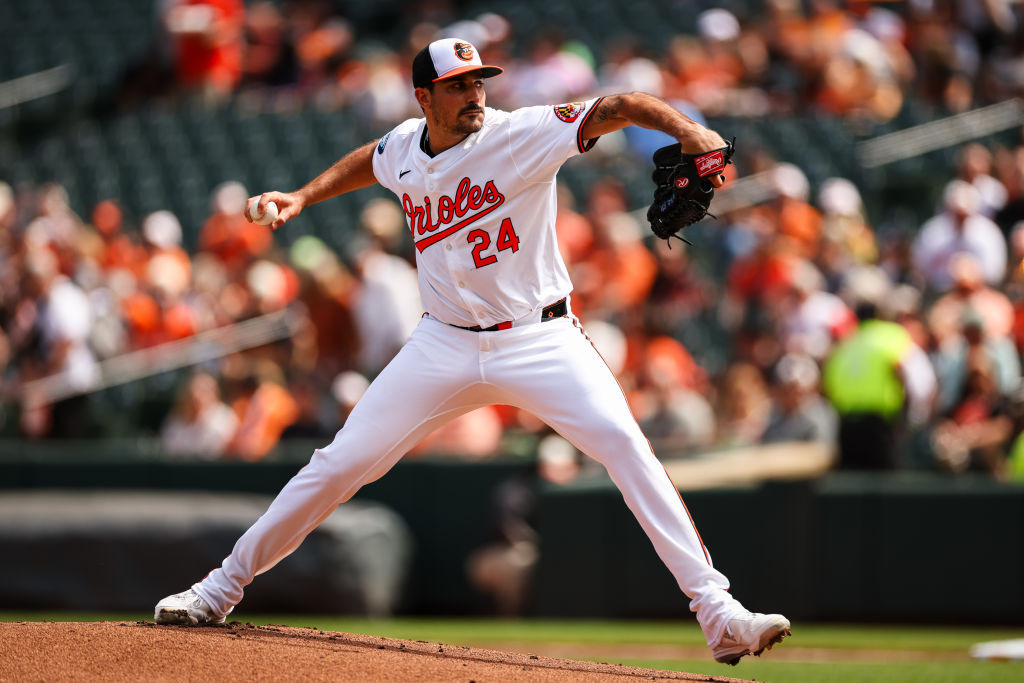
[468,218,520,268]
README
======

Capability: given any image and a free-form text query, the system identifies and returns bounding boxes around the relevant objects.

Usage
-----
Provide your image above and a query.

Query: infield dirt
[0,620,755,682]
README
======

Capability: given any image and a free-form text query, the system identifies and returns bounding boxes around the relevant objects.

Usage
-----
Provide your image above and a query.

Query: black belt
[452,298,568,332]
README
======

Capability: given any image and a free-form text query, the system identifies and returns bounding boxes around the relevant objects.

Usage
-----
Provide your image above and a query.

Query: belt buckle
[542,298,567,320]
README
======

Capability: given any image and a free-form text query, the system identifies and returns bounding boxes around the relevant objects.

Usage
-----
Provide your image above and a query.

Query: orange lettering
[403,178,504,241]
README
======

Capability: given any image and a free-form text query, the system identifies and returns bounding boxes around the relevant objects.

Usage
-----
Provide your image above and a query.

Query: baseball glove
[647,138,735,245]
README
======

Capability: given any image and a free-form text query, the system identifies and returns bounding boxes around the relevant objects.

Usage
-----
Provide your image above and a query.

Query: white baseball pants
[194,313,745,645]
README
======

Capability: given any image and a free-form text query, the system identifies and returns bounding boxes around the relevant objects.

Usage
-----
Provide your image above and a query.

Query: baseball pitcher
[156,38,790,665]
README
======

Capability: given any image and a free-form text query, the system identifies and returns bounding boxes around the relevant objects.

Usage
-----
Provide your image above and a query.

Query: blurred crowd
[117,0,1024,125]
[0,176,430,460]
[5,131,1024,479]
[5,0,1024,481]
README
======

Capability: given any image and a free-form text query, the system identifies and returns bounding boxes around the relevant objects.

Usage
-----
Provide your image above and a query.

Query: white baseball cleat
[154,588,225,626]
[712,612,791,665]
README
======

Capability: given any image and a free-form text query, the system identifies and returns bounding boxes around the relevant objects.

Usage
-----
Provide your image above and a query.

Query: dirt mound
[0,620,753,682]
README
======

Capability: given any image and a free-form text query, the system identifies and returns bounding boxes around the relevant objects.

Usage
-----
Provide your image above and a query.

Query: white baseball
[248,199,279,226]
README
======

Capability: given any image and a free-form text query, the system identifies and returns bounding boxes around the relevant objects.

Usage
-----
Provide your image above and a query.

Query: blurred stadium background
[2,0,1024,626]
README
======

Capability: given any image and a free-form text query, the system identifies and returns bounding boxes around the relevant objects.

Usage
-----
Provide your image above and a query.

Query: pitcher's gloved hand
[646,138,735,246]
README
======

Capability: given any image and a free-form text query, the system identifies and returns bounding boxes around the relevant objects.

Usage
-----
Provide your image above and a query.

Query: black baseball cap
[412,38,503,88]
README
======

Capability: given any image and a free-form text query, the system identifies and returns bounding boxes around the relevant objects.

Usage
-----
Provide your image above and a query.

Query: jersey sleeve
[371,117,421,196]
[507,96,605,182]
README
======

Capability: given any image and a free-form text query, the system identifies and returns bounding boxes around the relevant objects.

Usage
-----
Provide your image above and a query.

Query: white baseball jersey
[192,96,752,652]
[371,99,602,328]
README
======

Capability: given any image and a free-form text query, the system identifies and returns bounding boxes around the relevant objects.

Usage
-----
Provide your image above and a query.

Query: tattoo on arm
[594,95,623,123]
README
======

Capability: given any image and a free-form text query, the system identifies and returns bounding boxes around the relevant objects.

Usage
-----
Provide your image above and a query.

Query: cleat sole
[155,608,198,626]
[718,624,791,666]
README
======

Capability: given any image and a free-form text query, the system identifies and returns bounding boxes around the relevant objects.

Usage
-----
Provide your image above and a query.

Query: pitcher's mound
[0,620,755,681]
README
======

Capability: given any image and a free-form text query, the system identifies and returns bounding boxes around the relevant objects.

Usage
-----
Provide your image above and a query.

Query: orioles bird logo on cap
[453,42,474,61]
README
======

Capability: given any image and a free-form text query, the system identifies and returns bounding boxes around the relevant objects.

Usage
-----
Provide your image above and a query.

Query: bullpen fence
[1,445,1021,622]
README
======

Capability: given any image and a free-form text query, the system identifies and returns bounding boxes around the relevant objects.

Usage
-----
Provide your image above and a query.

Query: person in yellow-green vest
[823,301,937,469]
[1008,432,1024,482]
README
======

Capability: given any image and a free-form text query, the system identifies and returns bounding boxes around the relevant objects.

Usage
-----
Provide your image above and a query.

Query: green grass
[613,658,1023,683]
[4,613,1024,683]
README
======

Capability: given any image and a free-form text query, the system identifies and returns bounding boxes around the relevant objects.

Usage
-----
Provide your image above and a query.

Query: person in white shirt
[958,143,1007,219]
[160,372,238,459]
[155,38,790,665]
[912,180,1007,292]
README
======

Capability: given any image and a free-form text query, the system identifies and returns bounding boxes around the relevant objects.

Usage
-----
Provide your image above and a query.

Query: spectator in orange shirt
[771,164,823,260]
[79,200,147,277]
[164,0,245,96]
[726,235,801,309]
[634,335,716,456]
[200,181,273,270]
[227,360,300,461]
[554,183,594,266]
[573,181,657,316]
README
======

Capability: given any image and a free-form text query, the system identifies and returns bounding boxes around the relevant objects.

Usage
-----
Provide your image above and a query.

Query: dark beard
[454,116,484,135]
[433,108,484,137]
